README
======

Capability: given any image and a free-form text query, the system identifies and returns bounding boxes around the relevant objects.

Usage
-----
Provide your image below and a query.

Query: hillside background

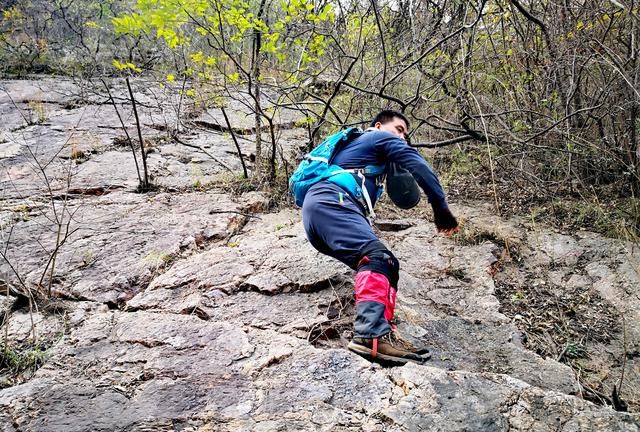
[1,1,640,430]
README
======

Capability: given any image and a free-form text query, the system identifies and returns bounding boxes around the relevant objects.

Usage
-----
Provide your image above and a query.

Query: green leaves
[113,0,191,47]
[112,59,142,73]
[112,13,145,36]
[110,0,336,78]
[261,32,280,54]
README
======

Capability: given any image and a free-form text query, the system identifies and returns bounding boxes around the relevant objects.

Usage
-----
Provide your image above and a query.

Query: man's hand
[433,207,458,237]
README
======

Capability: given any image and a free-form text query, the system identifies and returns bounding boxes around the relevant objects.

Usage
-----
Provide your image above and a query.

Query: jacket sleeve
[373,131,448,210]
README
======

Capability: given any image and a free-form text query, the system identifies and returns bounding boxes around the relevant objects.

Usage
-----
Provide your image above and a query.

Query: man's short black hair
[370,110,410,131]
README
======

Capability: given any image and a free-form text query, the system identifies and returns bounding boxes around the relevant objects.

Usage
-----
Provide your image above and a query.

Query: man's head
[370,110,410,140]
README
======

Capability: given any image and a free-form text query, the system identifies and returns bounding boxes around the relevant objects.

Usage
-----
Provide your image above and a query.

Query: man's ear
[373,122,383,129]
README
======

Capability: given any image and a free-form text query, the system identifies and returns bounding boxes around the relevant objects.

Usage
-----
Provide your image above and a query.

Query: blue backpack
[289,127,384,216]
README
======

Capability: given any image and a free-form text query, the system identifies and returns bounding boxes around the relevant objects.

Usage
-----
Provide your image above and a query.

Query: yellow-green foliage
[81,249,95,267]
[441,147,485,188]
[143,249,174,269]
[112,59,142,73]
[27,100,48,124]
[2,6,22,20]
[214,171,257,195]
[190,163,205,189]
[14,203,30,221]
[0,344,48,377]
[294,115,316,127]
[111,0,335,89]
[541,198,640,241]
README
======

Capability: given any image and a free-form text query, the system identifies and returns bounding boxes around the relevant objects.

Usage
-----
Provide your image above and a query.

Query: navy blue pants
[302,181,398,338]
[303,182,379,268]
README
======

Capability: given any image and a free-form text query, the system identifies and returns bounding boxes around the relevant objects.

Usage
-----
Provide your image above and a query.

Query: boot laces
[382,332,417,352]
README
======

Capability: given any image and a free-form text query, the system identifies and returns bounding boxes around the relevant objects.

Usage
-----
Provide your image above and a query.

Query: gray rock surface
[1,79,638,431]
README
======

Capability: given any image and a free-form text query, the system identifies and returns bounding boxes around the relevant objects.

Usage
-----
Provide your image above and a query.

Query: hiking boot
[348,332,431,365]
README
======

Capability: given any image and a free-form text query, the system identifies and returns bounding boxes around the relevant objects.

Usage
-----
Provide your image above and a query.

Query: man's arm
[374,131,458,233]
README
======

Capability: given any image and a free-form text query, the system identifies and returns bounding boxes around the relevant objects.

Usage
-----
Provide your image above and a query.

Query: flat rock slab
[383,364,639,432]
[1,78,297,202]
[1,327,637,432]
[0,191,250,305]
[137,210,348,297]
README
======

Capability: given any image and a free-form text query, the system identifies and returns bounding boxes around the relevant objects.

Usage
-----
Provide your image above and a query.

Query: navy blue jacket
[331,129,448,210]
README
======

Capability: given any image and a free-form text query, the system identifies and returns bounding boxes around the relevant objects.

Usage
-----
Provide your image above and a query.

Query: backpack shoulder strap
[327,127,363,164]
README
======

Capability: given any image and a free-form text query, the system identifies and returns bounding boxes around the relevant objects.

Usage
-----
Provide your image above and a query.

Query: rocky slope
[0,78,638,431]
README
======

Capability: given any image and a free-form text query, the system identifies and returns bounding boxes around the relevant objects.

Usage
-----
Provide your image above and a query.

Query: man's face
[374,117,409,140]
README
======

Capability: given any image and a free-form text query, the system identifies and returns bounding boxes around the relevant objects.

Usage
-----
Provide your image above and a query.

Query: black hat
[386,162,420,209]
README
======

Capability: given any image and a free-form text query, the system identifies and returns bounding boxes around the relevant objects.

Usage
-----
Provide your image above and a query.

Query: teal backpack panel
[289,128,364,207]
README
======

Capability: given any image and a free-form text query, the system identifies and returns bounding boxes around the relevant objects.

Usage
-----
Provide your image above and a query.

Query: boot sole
[347,341,429,365]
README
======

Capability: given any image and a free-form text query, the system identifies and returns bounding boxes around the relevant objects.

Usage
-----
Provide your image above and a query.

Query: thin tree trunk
[221,106,248,178]
[251,0,267,178]
[101,78,142,184]
[253,88,262,177]
[632,5,640,193]
[126,77,149,190]
[267,117,277,180]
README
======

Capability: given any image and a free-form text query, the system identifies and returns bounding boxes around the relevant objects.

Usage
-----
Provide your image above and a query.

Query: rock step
[0,311,637,431]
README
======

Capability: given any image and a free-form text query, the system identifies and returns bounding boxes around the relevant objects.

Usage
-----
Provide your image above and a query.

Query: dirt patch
[495,275,620,357]
[493,251,633,411]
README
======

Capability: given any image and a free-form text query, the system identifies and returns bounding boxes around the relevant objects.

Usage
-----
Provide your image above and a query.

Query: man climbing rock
[295,110,458,364]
